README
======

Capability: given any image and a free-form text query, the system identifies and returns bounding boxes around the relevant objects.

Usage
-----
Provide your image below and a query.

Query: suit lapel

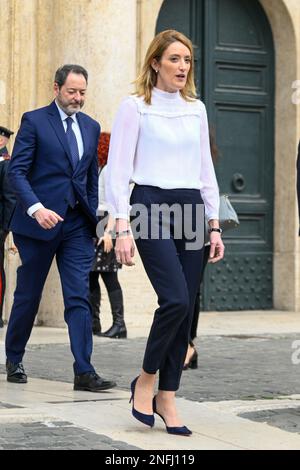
[47,101,74,170]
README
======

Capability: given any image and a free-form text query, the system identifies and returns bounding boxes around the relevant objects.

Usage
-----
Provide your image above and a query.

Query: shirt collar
[55,100,78,124]
[152,87,181,100]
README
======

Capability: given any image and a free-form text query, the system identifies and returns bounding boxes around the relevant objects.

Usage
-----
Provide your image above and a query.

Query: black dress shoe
[74,372,116,392]
[6,360,28,383]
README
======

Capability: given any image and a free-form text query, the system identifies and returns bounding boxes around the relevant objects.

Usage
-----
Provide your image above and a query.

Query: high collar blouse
[105,87,220,221]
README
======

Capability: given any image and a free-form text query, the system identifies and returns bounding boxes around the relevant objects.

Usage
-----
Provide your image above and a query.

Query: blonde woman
[106,30,224,435]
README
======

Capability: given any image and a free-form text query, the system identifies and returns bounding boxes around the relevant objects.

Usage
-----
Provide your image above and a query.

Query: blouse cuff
[206,213,219,222]
[114,212,130,220]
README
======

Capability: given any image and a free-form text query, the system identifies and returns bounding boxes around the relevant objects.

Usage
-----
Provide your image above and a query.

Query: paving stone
[0,422,140,450]
[239,407,300,434]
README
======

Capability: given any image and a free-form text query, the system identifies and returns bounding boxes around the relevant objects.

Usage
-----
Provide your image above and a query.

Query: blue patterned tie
[65,116,80,169]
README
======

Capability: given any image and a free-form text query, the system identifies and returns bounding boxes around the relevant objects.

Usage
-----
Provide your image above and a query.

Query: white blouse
[105,87,219,221]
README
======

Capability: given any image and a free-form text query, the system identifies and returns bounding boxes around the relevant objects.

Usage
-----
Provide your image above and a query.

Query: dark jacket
[0,150,16,238]
[8,101,100,241]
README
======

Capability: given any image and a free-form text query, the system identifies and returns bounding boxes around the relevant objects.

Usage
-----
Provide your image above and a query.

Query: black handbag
[91,241,116,271]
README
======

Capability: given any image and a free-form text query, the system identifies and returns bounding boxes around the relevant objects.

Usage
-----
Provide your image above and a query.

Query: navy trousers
[130,185,204,391]
[5,206,95,375]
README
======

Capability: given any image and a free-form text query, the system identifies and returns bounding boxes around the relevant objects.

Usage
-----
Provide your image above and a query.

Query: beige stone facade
[0,0,300,326]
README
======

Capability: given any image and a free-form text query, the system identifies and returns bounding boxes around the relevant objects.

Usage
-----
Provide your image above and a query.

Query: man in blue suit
[5,64,116,391]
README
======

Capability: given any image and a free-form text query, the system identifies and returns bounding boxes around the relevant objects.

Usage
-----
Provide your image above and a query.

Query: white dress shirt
[105,87,220,221]
[28,101,84,217]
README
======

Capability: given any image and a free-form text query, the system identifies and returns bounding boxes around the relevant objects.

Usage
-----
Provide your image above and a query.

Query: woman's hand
[8,245,18,255]
[115,234,135,266]
[98,232,113,253]
[208,232,225,264]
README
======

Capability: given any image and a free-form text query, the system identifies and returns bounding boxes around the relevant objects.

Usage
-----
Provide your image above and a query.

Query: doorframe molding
[259,0,299,311]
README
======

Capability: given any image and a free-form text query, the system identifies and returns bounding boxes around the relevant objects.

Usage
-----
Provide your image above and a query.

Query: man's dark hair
[54,64,88,88]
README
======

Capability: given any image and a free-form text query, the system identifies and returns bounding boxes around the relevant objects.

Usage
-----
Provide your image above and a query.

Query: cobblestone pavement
[0,421,140,450]
[1,333,300,448]
[1,334,299,402]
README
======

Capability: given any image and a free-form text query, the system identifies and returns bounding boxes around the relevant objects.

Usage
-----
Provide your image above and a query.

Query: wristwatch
[208,227,223,234]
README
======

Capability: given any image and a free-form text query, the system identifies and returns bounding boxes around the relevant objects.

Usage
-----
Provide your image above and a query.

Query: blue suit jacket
[8,101,100,240]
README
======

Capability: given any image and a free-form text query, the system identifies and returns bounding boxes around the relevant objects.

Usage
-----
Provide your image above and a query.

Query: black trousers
[130,185,204,391]
[89,271,121,295]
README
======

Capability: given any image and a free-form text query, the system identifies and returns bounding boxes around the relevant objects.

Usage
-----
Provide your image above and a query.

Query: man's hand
[33,208,64,229]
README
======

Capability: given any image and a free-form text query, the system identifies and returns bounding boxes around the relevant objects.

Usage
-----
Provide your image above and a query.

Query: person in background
[0,126,16,328]
[89,132,127,338]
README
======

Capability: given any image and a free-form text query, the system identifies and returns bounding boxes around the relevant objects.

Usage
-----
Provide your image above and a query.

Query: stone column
[0,0,12,122]
[260,0,300,311]
[35,0,139,326]
[1,0,40,324]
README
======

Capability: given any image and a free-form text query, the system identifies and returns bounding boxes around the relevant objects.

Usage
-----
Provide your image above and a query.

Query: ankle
[156,393,176,408]
[138,372,156,389]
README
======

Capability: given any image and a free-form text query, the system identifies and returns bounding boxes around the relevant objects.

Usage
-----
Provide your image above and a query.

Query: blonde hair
[134,30,197,104]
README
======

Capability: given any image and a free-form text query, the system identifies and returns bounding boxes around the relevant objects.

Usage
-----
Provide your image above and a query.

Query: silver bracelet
[115,229,131,238]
